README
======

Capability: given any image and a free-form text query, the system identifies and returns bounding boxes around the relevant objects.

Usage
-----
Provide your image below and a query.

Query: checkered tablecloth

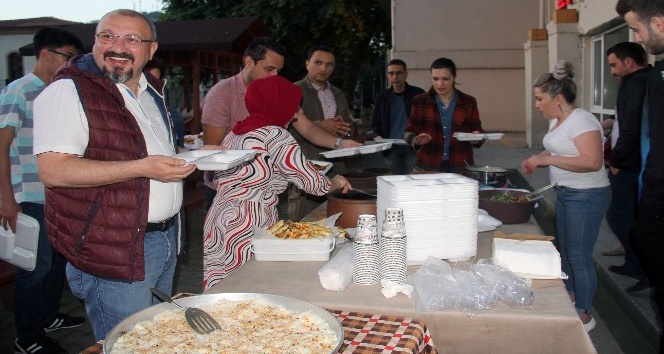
[82,308,437,354]
[331,310,438,354]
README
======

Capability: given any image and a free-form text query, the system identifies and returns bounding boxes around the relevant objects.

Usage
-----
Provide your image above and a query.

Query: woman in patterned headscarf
[203,75,351,289]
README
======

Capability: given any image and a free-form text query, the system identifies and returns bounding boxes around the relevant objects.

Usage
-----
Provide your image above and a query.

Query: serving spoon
[523,182,557,200]
[150,287,222,334]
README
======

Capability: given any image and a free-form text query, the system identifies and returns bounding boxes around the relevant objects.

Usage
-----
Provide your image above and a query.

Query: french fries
[266,219,333,239]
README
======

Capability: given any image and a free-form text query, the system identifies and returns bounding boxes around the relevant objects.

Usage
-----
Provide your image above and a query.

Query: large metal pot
[327,189,377,228]
[465,165,509,186]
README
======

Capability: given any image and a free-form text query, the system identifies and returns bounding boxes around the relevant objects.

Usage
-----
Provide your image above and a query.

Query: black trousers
[629,211,664,353]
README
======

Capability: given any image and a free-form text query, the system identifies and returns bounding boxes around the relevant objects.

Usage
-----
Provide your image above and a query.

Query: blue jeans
[15,202,67,340]
[66,224,178,340]
[606,170,643,276]
[555,186,611,314]
[383,144,415,175]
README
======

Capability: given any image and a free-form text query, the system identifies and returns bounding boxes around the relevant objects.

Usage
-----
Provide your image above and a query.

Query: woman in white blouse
[521,61,611,332]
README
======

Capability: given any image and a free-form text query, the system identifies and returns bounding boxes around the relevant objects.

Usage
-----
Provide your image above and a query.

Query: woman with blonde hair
[521,61,611,332]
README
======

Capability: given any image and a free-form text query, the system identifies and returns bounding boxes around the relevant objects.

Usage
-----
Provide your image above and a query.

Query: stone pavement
[0,133,658,353]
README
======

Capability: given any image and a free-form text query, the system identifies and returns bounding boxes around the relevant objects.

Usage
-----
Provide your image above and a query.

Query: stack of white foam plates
[377,173,479,263]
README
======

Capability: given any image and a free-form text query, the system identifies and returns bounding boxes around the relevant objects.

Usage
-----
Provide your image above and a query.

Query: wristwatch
[334,137,343,149]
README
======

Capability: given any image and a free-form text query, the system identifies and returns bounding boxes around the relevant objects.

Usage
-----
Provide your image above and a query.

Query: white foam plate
[374,137,407,145]
[319,147,361,158]
[453,132,484,141]
[357,142,393,154]
[309,160,333,174]
[0,213,39,271]
[174,150,258,171]
[453,132,505,141]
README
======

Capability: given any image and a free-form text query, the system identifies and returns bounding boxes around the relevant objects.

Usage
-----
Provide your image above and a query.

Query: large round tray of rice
[103,292,343,354]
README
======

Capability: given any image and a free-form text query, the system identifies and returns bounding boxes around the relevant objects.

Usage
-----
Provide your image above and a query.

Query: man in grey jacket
[291,45,353,220]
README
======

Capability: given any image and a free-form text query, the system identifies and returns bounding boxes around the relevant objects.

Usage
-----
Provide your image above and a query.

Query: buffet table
[207,202,597,354]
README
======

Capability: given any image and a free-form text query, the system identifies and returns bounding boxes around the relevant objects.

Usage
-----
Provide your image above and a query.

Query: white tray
[319,142,393,158]
[319,146,361,158]
[453,132,505,141]
[173,150,258,171]
[0,213,39,271]
[251,236,336,261]
[357,142,393,154]
[309,160,333,174]
[374,137,407,145]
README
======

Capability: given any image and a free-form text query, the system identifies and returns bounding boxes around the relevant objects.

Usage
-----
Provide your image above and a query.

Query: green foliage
[159,0,390,103]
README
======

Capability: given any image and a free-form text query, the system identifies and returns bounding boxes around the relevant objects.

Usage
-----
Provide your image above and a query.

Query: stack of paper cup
[380,208,407,284]
[353,214,379,285]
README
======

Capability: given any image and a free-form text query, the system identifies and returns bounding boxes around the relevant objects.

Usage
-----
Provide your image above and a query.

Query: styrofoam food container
[251,234,336,261]
[0,213,39,271]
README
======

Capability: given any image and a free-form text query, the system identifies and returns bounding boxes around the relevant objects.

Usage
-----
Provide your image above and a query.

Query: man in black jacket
[616,2,664,350]
[604,42,650,293]
[371,59,424,175]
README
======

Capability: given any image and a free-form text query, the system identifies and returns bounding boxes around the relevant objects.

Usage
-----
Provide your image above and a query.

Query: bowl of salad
[478,190,537,224]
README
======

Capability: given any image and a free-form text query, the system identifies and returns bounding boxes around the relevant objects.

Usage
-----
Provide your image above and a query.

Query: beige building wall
[390,0,540,132]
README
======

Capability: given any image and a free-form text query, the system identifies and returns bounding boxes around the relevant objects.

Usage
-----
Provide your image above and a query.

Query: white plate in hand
[173,150,221,163]
[357,142,393,154]
[454,132,505,141]
[453,132,484,141]
[319,147,361,158]
[374,137,407,145]
[174,150,258,170]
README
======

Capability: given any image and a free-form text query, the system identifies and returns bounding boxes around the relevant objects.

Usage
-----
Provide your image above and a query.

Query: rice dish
[111,299,338,353]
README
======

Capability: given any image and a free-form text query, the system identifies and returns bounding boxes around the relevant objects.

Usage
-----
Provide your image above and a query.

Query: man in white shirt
[32,9,196,341]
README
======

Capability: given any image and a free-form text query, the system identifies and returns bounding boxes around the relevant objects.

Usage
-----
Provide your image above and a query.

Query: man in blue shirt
[0,27,85,354]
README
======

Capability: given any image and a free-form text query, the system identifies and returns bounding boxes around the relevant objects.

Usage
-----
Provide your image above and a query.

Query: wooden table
[207,202,597,354]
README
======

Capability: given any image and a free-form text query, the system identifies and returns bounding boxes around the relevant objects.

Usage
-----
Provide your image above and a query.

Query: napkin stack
[377,173,479,263]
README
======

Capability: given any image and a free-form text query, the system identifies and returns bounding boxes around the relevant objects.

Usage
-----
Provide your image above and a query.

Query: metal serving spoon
[523,182,557,200]
[150,287,222,334]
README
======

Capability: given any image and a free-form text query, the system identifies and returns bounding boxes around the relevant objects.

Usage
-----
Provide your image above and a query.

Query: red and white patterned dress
[203,126,331,289]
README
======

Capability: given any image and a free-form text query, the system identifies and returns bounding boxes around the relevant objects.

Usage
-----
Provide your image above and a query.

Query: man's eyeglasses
[95,32,155,49]
[48,49,74,60]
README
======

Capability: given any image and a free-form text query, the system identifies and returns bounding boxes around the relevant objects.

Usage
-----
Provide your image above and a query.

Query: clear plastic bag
[410,257,462,311]
[410,257,534,312]
[473,259,534,309]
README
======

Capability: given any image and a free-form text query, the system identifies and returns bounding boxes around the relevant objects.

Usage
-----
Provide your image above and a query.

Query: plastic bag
[410,257,463,311]
[473,259,534,309]
[318,243,354,291]
[454,267,498,311]
[410,257,533,312]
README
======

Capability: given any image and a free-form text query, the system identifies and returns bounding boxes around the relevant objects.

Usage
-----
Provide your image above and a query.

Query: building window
[591,25,629,121]
[7,52,23,85]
